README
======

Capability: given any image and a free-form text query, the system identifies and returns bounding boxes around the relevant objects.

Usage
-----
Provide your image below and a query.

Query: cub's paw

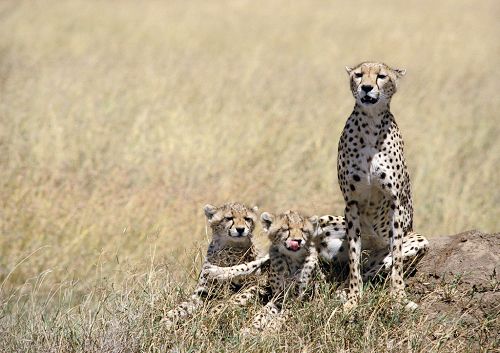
[204,266,230,281]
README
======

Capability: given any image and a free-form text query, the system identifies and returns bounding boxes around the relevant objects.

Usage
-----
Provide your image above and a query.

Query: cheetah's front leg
[296,246,323,298]
[204,255,270,281]
[389,201,405,301]
[243,251,289,333]
[344,202,362,311]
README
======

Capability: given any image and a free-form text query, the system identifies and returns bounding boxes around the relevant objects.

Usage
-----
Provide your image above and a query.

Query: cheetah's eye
[225,216,234,221]
[244,217,253,222]
[377,74,387,79]
[354,72,363,78]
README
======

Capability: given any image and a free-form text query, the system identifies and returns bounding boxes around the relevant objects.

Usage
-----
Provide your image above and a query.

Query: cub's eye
[244,217,253,222]
[354,72,363,78]
[377,74,387,79]
[225,216,234,221]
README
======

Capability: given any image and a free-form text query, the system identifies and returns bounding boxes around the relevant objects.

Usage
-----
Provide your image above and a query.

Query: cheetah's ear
[308,215,319,228]
[394,68,406,78]
[260,212,274,231]
[345,66,354,75]
[203,204,218,220]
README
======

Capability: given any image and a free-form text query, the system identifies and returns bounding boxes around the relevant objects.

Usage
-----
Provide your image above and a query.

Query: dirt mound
[407,230,499,325]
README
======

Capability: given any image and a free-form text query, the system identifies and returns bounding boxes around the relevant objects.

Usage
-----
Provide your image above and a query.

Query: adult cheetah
[161,202,268,328]
[337,62,421,310]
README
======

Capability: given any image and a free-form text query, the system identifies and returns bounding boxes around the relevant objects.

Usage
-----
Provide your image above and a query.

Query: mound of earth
[407,230,499,325]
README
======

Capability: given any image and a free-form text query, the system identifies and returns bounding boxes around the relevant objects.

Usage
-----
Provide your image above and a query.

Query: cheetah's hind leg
[362,232,429,281]
[240,302,288,336]
[361,232,429,310]
[401,232,429,274]
[210,285,262,317]
[161,294,204,329]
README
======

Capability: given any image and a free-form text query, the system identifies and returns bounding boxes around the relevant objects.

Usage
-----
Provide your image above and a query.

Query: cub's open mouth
[285,240,302,252]
[361,95,379,104]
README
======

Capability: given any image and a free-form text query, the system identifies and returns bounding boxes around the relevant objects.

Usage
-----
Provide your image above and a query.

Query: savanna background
[1,0,499,352]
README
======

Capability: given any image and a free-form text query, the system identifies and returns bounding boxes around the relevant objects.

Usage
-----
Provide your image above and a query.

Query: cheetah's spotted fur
[338,62,420,309]
[245,210,322,333]
[161,202,268,328]
[316,215,428,282]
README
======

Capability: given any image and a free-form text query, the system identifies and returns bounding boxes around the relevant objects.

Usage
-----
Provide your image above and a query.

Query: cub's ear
[203,204,218,220]
[251,206,259,213]
[308,215,319,227]
[394,68,406,78]
[309,215,319,236]
[260,212,275,231]
[345,66,354,75]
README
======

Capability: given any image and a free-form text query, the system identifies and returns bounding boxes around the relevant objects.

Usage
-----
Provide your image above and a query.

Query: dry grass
[0,0,499,351]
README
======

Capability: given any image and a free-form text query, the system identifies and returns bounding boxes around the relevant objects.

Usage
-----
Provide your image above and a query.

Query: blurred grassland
[0,0,499,350]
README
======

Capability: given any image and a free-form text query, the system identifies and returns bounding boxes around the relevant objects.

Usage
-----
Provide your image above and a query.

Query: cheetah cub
[162,202,268,328]
[338,62,419,310]
[245,210,322,333]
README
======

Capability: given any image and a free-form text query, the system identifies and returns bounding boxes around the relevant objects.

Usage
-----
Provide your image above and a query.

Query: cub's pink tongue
[287,240,300,251]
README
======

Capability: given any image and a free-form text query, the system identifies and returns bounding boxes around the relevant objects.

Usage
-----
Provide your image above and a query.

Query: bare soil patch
[408,230,499,327]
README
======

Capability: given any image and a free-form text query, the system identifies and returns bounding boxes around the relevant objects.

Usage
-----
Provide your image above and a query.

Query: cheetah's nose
[361,85,373,93]
[236,227,245,235]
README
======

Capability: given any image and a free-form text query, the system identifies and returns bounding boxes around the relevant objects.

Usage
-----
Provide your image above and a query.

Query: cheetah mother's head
[346,62,405,107]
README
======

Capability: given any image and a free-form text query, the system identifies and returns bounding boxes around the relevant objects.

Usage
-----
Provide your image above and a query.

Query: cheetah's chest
[349,147,391,200]
[345,148,395,242]
[285,258,305,277]
[209,247,257,272]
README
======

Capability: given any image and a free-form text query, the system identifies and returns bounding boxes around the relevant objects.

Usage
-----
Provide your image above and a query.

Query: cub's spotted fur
[246,210,321,333]
[162,202,267,328]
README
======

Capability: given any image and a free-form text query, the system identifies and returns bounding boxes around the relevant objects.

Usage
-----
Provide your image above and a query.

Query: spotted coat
[316,215,428,282]
[337,62,418,309]
[161,202,267,328]
[245,210,322,333]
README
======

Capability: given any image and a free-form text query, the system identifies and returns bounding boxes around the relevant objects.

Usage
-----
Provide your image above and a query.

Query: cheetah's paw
[342,298,358,312]
[404,300,418,311]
